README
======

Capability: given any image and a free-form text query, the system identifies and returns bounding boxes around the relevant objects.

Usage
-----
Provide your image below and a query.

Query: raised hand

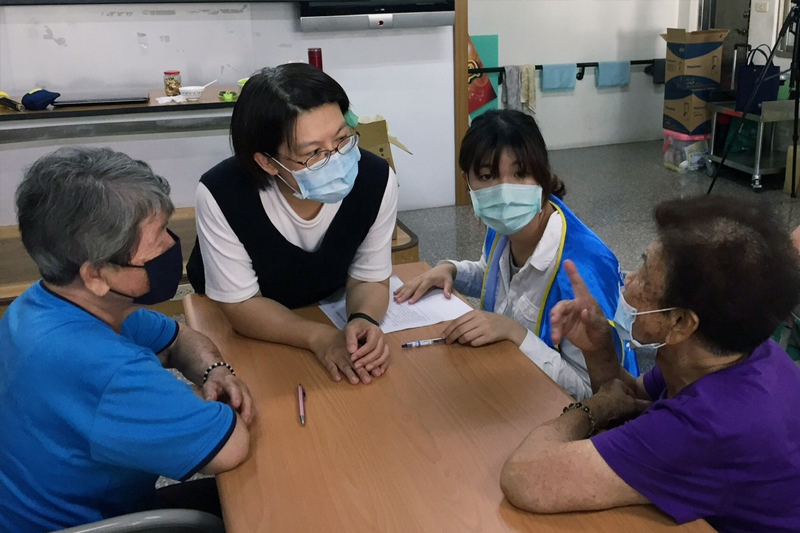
[549,260,613,353]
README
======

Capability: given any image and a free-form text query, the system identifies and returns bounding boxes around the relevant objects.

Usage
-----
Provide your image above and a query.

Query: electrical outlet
[171,283,195,301]
[755,1,769,13]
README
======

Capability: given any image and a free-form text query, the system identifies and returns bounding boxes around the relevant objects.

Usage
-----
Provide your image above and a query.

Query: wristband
[347,312,380,328]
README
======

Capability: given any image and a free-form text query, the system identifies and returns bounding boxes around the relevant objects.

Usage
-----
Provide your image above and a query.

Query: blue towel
[596,61,630,87]
[541,64,577,91]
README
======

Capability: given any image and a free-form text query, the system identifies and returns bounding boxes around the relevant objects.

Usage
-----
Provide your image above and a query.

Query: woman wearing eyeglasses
[187,64,397,385]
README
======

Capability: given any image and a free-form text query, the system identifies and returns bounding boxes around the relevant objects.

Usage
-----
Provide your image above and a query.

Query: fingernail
[366,364,373,371]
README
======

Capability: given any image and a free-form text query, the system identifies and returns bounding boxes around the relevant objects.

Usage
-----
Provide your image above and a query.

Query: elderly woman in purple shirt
[500,195,800,533]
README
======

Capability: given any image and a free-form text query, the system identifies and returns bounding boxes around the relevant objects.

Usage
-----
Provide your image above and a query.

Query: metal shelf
[707,100,790,189]
[709,151,786,176]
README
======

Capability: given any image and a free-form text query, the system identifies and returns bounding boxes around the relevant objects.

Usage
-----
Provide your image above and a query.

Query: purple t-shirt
[591,339,800,533]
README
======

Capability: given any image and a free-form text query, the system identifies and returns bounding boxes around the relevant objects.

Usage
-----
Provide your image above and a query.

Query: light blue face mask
[613,287,676,356]
[469,182,543,235]
[273,146,361,204]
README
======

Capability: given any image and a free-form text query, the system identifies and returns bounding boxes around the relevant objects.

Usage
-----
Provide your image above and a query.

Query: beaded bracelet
[202,361,236,384]
[562,401,597,436]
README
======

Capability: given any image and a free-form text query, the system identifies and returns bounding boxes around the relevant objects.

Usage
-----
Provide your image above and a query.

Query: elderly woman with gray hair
[500,195,800,533]
[0,147,255,533]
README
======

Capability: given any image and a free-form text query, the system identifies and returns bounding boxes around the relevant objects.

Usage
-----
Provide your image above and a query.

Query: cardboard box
[663,85,713,135]
[355,115,412,173]
[661,28,729,90]
[354,115,411,241]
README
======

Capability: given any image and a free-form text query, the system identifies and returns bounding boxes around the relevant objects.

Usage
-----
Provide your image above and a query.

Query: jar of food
[163,70,181,96]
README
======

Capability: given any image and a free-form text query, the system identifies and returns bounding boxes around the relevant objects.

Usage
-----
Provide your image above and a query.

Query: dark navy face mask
[109,229,183,305]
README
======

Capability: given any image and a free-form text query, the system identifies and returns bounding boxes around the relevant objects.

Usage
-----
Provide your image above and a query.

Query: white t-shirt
[195,168,398,304]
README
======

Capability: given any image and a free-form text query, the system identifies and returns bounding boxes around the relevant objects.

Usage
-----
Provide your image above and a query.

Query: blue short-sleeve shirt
[0,282,235,533]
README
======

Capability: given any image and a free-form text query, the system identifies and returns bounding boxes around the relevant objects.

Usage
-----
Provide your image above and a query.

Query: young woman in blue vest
[187,64,397,385]
[394,110,636,400]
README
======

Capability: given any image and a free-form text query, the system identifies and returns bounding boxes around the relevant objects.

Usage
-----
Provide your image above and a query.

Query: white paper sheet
[318,275,472,333]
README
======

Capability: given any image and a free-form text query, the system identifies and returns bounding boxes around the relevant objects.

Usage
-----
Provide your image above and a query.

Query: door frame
[453,0,469,205]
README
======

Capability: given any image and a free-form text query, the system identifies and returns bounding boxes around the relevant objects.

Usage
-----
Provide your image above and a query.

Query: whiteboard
[0,1,456,225]
[0,3,256,93]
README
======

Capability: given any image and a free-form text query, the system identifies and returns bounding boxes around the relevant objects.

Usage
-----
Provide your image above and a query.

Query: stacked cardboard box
[661,28,729,135]
[355,114,411,240]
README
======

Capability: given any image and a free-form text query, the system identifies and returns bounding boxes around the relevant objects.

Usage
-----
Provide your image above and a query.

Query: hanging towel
[502,65,522,111]
[596,61,631,87]
[541,63,577,91]
[519,64,536,114]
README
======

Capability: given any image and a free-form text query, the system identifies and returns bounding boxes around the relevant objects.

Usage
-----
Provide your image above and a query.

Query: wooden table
[184,262,713,533]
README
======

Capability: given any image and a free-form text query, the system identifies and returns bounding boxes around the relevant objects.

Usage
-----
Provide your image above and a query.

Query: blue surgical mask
[469,183,542,235]
[273,147,361,204]
[613,288,675,355]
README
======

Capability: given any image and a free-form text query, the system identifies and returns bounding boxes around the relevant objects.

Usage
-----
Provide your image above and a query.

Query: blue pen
[401,337,446,348]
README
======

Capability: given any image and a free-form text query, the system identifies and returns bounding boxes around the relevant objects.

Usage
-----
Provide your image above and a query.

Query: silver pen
[401,337,446,349]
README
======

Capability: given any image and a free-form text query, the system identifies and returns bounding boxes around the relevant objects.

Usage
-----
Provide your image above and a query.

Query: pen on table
[297,383,306,426]
[401,337,446,349]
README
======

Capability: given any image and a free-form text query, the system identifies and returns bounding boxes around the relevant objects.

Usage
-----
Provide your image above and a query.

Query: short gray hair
[16,146,174,285]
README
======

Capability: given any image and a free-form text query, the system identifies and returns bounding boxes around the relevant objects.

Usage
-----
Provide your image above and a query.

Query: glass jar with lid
[163,70,181,96]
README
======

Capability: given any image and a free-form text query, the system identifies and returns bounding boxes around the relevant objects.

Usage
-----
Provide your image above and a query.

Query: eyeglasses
[274,132,360,171]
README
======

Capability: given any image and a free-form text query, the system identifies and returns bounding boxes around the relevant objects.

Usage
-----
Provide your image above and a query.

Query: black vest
[187,149,390,309]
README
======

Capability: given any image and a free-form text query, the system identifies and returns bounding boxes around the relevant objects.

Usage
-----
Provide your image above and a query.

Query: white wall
[747,0,791,70]
[0,2,455,226]
[748,0,781,51]
[468,0,692,149]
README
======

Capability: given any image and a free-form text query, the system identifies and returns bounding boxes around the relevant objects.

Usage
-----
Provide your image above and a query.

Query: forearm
[500,413,592,514]
[510,389,622,456]
[219,296,334,350]
[528,409,593,448]
[501,391,649,513]
[583,332,638,394]
[346,277,390,322]
[164,324,227,386]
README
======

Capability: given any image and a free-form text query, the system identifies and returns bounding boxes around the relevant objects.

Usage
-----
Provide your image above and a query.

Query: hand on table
[203,370,257,426]
[344,318,390,378]
[550,259,614,353]
[310,326,384,385]
[393,262,456,304]
[441,309,527,347]
[583,379,651,430]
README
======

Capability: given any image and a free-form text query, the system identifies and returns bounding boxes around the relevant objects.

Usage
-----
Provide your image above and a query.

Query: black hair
[458,109,565,201]
[231,63,350,190]
[654,195,800,355]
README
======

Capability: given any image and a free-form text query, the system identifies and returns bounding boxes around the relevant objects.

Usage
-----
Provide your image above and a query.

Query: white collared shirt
[448,212,592,400]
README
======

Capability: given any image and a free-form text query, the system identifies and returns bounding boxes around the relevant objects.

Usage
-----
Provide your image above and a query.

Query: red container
[308,48,323,70]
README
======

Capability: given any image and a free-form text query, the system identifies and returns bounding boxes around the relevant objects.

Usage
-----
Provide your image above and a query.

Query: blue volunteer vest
[480,196,639,376]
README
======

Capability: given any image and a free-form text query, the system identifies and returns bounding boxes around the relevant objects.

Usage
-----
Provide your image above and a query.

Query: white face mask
[613,287,676,356]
